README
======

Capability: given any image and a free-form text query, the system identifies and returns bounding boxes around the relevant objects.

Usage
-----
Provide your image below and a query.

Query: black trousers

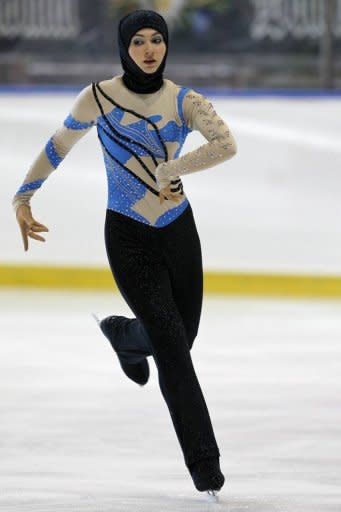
[104,202,220,468]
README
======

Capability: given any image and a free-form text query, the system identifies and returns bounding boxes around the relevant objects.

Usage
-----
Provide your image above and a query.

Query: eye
[152,37,162,44]
[132,38,144,46]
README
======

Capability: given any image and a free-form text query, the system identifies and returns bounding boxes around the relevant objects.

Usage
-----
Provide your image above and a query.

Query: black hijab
[118,9,169,94]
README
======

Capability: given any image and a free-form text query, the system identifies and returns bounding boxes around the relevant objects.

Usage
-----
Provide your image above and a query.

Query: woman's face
[128,28,166,74]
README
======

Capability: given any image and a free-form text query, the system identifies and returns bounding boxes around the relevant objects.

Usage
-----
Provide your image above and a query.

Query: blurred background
[0,0,341,88]
[1,0,341,294]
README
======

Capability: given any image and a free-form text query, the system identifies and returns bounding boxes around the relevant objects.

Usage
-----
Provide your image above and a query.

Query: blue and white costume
[13,76,237,227]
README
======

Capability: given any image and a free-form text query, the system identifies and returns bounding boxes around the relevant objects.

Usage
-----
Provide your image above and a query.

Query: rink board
[2,264,341,297]
[2,90,341,294]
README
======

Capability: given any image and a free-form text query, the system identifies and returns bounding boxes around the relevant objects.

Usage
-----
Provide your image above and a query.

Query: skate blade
[205,490,219,503]
[91,312,100,325]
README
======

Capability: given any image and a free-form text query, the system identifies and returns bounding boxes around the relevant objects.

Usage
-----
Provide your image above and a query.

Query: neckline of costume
[117,75,168,100]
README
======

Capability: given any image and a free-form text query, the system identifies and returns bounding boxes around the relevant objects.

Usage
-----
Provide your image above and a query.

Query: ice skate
[205,490,219,502]
[92,313,150,386]
[189,456,225,499]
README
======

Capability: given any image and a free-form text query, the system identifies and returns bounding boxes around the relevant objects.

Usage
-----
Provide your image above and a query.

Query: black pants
[104,202,220,468]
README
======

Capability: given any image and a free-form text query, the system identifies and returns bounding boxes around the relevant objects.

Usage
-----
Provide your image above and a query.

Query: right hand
[16,204,49,252]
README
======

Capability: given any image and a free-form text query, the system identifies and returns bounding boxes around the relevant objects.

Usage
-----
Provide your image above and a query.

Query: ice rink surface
[1,288,341,511]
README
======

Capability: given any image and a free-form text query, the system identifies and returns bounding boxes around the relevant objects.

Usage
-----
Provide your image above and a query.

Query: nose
[144,41,154,55]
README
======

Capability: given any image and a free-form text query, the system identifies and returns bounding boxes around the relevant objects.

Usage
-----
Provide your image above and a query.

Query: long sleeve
[12,84,97,213]
[155,89,237,190]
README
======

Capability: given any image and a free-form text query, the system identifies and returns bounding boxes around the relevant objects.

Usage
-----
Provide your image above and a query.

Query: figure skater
[13,9,237,499]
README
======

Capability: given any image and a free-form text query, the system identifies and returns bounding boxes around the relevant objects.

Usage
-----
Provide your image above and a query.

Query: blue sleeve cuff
[16,178,45,195]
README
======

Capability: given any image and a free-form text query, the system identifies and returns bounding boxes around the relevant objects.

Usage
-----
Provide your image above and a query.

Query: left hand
[159,183,182,205]
[155,162,182,205]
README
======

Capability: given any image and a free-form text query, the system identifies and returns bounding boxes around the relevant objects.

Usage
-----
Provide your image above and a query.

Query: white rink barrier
[2,91,341,278]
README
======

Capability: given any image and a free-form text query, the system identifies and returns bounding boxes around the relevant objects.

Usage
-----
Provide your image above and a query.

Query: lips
[144,59,156,64]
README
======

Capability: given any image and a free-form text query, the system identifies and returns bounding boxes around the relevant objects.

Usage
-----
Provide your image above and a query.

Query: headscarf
[118,9,169,94]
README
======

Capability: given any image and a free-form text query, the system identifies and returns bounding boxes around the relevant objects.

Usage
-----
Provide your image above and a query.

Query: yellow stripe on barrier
[1,264,341,297]
[203,272,341,297]
[0,264,115,290]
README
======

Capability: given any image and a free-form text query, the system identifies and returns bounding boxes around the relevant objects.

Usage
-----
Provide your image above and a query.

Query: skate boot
[93,314,150,386]
[189,456,225,498]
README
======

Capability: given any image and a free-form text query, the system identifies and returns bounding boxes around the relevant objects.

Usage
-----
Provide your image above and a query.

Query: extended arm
[13,84,98,251]
[12,84,97,212]
[155,89,237,190]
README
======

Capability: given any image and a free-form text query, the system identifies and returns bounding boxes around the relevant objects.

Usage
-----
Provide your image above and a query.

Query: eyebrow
[133,31,161,37]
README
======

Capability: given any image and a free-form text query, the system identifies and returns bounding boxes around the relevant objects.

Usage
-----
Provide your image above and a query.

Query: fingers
[17,208,48,231]
[16,206,49,251]
[165,194,182,203]
[159,186,182,205]
[27,223,47,242]
[28,231,46,242]
[31,223,49,232]
[159,194,182,204]
[31,220,49,231]
[18,220,48,251]
[19,222,29,252]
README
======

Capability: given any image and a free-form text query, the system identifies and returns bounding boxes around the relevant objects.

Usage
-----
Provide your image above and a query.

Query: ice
[1,288,341,511]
